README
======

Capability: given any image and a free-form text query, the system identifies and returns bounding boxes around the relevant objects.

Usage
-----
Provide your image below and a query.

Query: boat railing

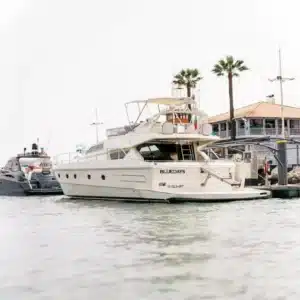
[53,150,113,165]
[52,152,98,165]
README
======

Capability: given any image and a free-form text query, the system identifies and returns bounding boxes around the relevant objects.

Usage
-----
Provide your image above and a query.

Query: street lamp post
[268,48,295,138]
[90,108,103,144]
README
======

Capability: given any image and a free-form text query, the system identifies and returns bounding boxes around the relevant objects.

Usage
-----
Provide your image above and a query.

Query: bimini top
[125,97,196,106]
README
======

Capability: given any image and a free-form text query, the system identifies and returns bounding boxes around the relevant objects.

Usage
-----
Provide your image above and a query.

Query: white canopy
[125,97,196,106]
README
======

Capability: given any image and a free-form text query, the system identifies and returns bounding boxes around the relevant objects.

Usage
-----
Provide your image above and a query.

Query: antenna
[268,48,295,137]
[90,108,103,144]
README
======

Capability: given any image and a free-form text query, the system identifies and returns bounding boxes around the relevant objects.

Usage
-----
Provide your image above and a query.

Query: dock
[253,184,300,198]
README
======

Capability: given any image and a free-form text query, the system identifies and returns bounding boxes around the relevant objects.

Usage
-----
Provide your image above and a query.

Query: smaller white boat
[53,97,271,202]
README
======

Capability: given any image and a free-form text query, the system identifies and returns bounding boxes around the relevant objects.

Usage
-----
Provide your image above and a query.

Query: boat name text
[160,169,185,174]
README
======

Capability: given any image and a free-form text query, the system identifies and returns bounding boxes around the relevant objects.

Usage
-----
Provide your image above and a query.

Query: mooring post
[277,140,288,185]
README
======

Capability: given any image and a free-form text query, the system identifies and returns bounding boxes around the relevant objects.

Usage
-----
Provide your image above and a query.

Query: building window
[239,120,245,128]
[278,119,288,128]
[212,124,218,132]
[220,123,226,131]
[250,119,263,127]
[87,174,91,180]
[290,119,300,128]
[265,119,275,128]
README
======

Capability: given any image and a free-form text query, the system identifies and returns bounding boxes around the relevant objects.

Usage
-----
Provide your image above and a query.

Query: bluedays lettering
[160,169,185,174]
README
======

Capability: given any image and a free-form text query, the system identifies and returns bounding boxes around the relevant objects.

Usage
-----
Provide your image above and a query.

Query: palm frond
[238,65,249,72]
[212,64,224,76]
[179,69,186,77]
[234,60,244,68]
[190,68,199,78]
[173,79,184,85]
[172,68,203,91]
[173,74,183,80]
[219,59,228,71]
[212,55,249,77]
[226,55,234,67]
[195,76,203,81]
[172,73,186,85]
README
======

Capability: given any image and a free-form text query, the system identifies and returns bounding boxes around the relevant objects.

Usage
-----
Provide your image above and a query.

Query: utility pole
[268,48,295,138]
[90,108,103,144]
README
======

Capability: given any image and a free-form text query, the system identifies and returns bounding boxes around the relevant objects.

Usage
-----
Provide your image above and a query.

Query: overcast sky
[0,0,299,164]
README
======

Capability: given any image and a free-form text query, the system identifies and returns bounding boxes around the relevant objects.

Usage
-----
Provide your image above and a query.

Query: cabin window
[86,143,104,154]
[109,149,129,160]
[4,160,13,170]
[74,174,77,179]
[11,161,19,172]
[4,174,14,178]
[101,175,106,180]
[87,174,91,180]
[66,174,69,179]
[137,142,195,161]
[58,173,60,178]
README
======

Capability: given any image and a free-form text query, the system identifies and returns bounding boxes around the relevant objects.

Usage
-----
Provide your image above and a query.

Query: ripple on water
[0,197,300,299]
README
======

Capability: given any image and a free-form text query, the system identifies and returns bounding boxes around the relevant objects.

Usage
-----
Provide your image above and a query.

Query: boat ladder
[180,143,194,161]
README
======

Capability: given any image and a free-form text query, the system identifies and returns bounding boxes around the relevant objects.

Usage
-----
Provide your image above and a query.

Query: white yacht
[53,97,271,202]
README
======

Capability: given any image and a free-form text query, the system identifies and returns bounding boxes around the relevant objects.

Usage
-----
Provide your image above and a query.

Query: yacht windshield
[137,142,195,161]
[19,157,52,172]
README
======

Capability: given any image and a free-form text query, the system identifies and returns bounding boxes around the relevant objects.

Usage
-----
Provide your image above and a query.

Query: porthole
[66,174,69,179]
[87,174,91,180]
[101,175,106,180]
[74,174,77,179]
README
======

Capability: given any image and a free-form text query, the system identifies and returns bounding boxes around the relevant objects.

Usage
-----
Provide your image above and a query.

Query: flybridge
[104,97,213,138]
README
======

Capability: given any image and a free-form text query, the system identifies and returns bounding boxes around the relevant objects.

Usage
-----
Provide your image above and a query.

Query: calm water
[0,196,300,299]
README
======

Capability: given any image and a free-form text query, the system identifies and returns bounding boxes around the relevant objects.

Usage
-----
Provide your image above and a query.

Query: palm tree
[212,56,249,140]
[172,69,203,120]
[172,68,203,98]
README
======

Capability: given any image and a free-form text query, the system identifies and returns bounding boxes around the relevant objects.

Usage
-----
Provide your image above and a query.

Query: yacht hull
[62,184,270,202]
[55,162,271,202]
[0,175,63,196]
[0,177,27,196]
